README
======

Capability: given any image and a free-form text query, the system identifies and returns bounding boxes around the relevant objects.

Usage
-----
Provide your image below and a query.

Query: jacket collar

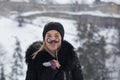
[61,40,74,50]
[25,40,74,64]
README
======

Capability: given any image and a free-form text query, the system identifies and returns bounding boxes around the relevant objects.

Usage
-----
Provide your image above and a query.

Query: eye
[46,34,51,38]
[55,34,59,38]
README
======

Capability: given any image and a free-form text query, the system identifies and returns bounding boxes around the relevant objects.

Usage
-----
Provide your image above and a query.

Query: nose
[50,36,56,40]
[47,37,56,43]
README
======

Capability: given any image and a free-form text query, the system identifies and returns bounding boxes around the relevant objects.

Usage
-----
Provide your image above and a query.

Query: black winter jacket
[25,40,84,80]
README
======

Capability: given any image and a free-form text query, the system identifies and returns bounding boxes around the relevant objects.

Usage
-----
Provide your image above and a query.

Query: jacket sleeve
[25,62,37,80]
[25,42,41,80]
[25,41,42,64]
[25,58,58,80]
[71,54,84,80]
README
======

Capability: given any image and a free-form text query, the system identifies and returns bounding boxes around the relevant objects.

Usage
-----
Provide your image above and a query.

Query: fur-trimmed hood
[25,40,75,65]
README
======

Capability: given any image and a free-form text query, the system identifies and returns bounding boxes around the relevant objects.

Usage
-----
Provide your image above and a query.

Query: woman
[25,22,84,80]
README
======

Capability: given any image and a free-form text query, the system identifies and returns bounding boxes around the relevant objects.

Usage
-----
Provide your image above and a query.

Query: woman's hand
[42,59,61,69]
[50,59,61,69]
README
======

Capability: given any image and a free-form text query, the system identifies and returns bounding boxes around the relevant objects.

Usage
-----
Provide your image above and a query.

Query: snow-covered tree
[10,37,23,80]
[76,22,108,80]
[0,65,5,80]
[0,45,6,80]
[16,14,24,27]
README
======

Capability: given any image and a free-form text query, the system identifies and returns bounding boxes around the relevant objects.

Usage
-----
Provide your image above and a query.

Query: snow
[55,0,71,4]
[68,11,120,18]
[21,10,120,19]
[0,17,43,79]
[22,11,44,17]
[99,28,118,44]
[98,28,120,79]
[106,55,120,79]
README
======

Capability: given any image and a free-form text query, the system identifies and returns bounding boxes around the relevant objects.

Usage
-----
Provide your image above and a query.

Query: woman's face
[45,30,62,52]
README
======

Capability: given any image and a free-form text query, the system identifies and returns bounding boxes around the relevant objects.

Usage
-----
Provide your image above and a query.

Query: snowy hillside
[0,16,78,80]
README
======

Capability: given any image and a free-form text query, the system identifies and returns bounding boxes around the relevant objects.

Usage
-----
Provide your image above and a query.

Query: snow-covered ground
[21,10,120,18]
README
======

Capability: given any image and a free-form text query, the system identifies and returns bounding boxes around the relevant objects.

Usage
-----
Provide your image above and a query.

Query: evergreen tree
[0,65,5,80]
[0,45,6,80]
[76,22,108,80]
[11,37,23,80]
